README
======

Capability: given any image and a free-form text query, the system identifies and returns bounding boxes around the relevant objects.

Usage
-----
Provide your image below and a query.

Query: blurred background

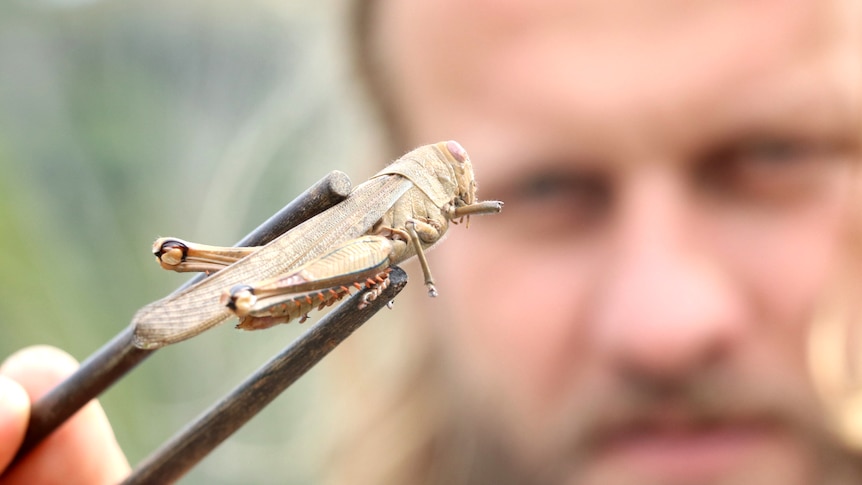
[0,0,388,482]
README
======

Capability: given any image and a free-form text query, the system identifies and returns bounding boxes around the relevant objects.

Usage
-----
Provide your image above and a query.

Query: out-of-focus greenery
[0,0,380,482]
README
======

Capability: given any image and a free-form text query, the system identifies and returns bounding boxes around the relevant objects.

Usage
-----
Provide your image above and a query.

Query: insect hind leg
[152,237,259,273]
[233,285,352,331]
[358,269,393,309]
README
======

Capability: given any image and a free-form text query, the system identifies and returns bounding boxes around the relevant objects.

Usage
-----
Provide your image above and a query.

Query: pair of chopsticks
[8,171,407,483]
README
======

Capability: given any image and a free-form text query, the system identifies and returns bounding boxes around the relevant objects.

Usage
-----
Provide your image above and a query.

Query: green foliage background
[0,0,379,482]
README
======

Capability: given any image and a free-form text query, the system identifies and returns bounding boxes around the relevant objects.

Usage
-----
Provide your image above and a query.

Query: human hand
[0,346,130,484]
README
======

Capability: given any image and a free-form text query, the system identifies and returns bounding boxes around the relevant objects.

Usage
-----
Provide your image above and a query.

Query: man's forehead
[377,0,855,148]
[380,0,830,58]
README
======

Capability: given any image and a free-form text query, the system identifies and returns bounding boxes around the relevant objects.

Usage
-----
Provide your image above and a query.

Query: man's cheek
[432,243,593,412]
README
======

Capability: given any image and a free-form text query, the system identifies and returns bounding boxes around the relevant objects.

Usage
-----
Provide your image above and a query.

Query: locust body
[132,140,502,349]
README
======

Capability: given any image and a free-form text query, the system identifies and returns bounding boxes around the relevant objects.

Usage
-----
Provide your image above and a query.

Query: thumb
[0,346,130,485]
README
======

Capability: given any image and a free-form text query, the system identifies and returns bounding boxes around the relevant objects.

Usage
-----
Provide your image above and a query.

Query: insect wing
[244,235,394,296]
[132,174,412,349]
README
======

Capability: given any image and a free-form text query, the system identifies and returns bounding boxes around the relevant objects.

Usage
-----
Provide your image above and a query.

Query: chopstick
[11,170,352,464]
[124,265,407,484]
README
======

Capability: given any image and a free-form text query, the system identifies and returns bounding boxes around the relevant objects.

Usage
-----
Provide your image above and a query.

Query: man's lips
[593,418,780,481]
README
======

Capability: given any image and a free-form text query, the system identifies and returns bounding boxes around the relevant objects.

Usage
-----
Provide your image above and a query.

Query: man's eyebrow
[709,74,861,141]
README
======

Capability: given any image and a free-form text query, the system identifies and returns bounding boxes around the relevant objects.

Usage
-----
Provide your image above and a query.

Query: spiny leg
[221,235,395,329]
[358,269,392,309]
[229,285,352,330]
[227,269,392,329]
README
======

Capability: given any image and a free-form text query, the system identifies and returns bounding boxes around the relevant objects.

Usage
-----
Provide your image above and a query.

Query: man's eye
[493,171,611,237]
[696,136,837,204]
[736,138,816,167]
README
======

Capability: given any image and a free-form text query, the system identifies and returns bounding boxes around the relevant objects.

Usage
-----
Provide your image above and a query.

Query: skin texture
[367,0,862,484]
[0,346,129,484]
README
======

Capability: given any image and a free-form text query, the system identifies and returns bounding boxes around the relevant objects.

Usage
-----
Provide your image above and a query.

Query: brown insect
[132,140,502,349]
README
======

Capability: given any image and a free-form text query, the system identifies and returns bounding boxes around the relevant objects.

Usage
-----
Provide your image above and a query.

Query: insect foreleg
[446,200,504,226]
[405,220,440,297]
[152,237,260,273]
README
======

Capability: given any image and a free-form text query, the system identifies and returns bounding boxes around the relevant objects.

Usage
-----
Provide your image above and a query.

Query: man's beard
[430,355,862,485]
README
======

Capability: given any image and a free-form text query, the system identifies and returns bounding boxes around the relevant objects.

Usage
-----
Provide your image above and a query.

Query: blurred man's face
[375,0,861,483]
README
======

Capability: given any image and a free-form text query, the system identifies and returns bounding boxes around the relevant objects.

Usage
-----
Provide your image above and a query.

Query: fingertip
[0,374,30,417]
[0,374,30,472]
[0,346,80,401]
[0,346,130,483]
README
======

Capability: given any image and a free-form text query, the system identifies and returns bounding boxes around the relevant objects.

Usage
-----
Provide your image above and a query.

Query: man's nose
[590,172,745,378]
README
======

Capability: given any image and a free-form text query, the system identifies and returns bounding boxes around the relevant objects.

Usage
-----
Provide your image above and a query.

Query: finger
[0,346,130,485]
[0,375,29,472]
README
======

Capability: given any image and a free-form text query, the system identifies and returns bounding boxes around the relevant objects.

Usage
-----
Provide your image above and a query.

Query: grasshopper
[132,140,502,349]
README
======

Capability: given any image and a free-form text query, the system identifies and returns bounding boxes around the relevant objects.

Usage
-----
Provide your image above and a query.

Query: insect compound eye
[446,140,469,164]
